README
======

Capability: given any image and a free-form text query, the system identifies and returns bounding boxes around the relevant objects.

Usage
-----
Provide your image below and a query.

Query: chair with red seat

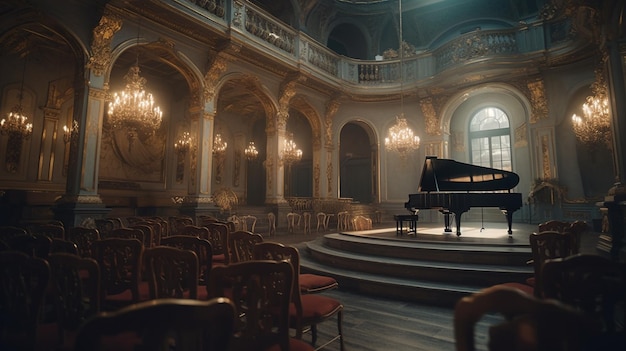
[228,230,263,263]
[143,246,199,300]
[91,238,146,309]
[66,226,100,258]
[73,297,236,351]
[209,260,315,351]
[160,235,213,300]
[205,221,230,265]
[254,242,344,350]
[0,251,50,350]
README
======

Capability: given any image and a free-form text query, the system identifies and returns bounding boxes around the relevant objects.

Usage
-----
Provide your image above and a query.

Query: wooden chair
[30,223,65,240]
[91,238,146,309]
[337,211,351,231]
[287,212,301,233]
[3,233,52,258]
[209,260,315,351]
[168,215,194,235]
[527,230,574,297]
[239,215,257,232]
[0,251,50,350]
[267,212,277,237]
[316,212,328,232]
[161,235,213,300]
[94,218,117,238]
[253,242,344,350]
[302,212,312,234]
[228,230,263,263]
[179,224,210,239]
[66,226,100,258]
[197,214,219,226]
[205,221,230,265]
[454,285,596,351]
[0,225,28,241]
[129,223,154,247]
[352,215,373,231]
[50,238,79,255]
[39,252,100,349]
[541,254,626,350]
[107,227,145,244]
[538,220,588,255]
[143,246,199,300]
[73,297,236,351]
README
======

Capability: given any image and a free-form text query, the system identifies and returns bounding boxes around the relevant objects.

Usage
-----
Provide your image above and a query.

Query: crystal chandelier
[213,133,227,157]
[385,114,421,159]
[1,104,33,139]
[244,141,259,161]
[385,0,420,160]
[571,67,612,148]
[282,133,302,165]
[107,63,162,133]
[1,60,33,140]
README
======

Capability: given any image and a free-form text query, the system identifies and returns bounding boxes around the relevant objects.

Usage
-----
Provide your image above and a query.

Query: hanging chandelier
[1,59,33,140]
[107,62,162,133]
[385,114,421,159]
[1,104,33,139]
[213,133,227,157]
[244,141,259,161]
[571,67,612,148]
[385,0,420,160]
[282,133,302,165]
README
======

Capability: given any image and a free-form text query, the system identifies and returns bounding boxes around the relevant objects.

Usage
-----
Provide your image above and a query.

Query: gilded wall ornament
[87,14,122,77]
[324,97,340,147]
[203,55,228,101]
[527,79,549,123]
[420,97,442,136]
[514,124,528,148]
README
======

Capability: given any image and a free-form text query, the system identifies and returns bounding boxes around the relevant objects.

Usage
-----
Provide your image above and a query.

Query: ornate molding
[420,97,441,136]
[203,54,229,102]
[87,13,122,77]
[527,79,549,123]
[514,123,528,148]
[324,95,341,147]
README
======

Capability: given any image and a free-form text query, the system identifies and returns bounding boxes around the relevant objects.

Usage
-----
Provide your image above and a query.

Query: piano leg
[503,209,514,236]
[453,211,463,236]
[440,210,453,232]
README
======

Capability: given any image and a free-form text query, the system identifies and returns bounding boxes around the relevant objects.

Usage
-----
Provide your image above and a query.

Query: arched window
[469,107,512,171]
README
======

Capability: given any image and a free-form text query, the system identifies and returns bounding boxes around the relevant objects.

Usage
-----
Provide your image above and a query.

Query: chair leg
[311,324,318,346]
[338,310,344,351]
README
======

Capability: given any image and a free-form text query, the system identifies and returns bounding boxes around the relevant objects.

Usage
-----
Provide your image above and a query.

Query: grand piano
[405,156,523,236]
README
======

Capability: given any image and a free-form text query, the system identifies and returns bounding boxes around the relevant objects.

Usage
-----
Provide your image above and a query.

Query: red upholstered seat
[299,273,338,294]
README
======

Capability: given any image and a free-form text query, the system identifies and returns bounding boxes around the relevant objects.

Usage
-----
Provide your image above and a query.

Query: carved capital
[204,54,229,101]
[87,13,122,76]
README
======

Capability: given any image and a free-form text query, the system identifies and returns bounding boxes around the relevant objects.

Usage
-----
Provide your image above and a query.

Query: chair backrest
[66,227,100,258]
[454,285,596,351]
[352,215,373,231]
[30,223,65,240]
[129,223,154,247]
[205,221,230,264]
[179,224,210,240]
[143,246,199,299]
[3,233,52,258]
[538,220,571,233]
[107,227,145,245]
[168,216,194,235]
[209,260,293,351]
[74,297,235,351]
[0,225,28,243]
[253,242,304,311]
[91,238,144,304]
[50,238,79,255]
[47,252,100,337]
[537,220,588,255]
[93,219,117,238]
[228,230,263,263]
[0,251,50,349]
[529,230,573,296]
[542,254,626,337]
[161,235,213,286]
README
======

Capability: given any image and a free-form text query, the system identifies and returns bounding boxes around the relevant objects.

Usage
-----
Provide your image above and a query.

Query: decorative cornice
[87,13,122,77]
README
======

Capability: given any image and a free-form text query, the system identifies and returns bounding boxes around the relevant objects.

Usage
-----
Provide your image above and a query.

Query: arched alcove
[340,122,375,204]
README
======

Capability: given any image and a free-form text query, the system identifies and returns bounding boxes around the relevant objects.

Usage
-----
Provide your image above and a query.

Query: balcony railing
[178,0,578,88]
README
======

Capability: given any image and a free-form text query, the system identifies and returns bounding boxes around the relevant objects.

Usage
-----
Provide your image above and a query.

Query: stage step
[298,232,534,307]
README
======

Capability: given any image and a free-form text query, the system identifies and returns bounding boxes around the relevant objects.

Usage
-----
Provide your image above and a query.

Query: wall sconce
[63,120,79,144]
[244,141,259,161]
[174,131,192,184]
[213,132,227,184]
[174,131,192,155]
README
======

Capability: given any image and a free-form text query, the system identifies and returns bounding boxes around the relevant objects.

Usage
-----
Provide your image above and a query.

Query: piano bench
[394,214,419,236]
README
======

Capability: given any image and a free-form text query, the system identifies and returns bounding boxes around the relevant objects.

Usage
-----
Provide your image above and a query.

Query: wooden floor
[267,219,605,351]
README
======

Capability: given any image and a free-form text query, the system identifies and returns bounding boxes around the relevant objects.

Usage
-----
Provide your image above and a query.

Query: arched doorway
[339,122,375,204]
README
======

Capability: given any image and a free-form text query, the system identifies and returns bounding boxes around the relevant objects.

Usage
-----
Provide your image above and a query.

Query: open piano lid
[417,156,520,193]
